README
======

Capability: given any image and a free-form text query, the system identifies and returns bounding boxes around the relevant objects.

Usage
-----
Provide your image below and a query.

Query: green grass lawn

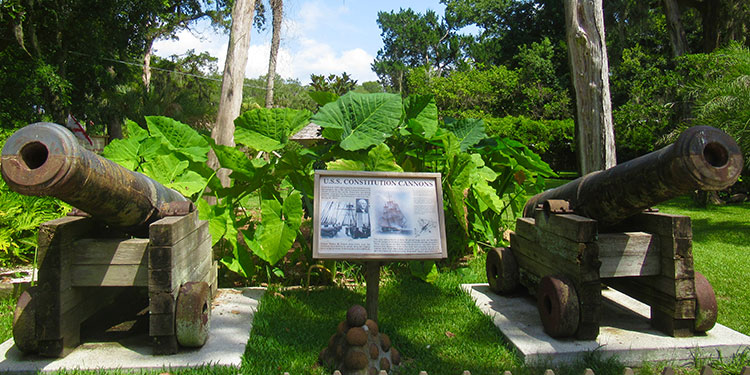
[0,197,748,374]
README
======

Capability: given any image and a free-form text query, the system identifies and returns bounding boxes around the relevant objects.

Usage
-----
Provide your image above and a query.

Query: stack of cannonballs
[319,305,401,374]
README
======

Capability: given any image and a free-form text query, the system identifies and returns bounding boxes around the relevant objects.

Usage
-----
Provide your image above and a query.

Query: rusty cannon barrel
[1,122,189,228]
[523,126,743,227]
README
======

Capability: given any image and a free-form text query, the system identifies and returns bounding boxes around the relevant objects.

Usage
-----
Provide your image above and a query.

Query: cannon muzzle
[523,126,743,227]
[1,122,188,228]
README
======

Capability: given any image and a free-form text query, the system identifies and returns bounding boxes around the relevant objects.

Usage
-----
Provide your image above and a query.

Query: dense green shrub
[609,44,682,162]
[479,115,575,172]
[681,42,750,168]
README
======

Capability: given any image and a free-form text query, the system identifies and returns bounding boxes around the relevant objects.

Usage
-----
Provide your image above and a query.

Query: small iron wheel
[175,281,211,347]
[13,286,38,353]
[537,275,580,338]
[486,247,520,294]
[694,272,718,332]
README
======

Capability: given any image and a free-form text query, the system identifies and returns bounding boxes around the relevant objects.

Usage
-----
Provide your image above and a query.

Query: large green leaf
[308,91,339,106]
[101,138,140,171]
[326,144,403,172]
[443,118,487,151]
[169,170,208,197]
[313,92,403,151]
[125,119,149,141]
[254,191,303,265]
[146,116,210,162]
[404,94,438,140]
[140,154,188,186]
[234,108,312,152]
[206,136,267,185]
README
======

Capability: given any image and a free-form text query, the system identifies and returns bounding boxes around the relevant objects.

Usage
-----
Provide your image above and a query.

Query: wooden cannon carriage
[486,126,743,340]
[2,123,217,357]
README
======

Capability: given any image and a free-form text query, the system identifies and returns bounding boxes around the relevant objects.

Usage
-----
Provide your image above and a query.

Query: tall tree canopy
[372,8,464,93]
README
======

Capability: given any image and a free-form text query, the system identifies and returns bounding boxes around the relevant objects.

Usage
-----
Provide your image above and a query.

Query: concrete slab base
[0,287,264,374]
[462,283,750,366]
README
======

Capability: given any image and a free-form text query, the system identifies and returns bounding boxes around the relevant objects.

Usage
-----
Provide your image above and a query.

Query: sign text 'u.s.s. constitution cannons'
[1,123,217,357]
[486,126,743,340]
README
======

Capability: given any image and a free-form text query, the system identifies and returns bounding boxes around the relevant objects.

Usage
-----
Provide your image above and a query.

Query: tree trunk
[701,0,721,52]
[564,0,617,175]
[662,0,689,56]
[211,0,256,185]
[265,0,283,108]
[143,39,154,92]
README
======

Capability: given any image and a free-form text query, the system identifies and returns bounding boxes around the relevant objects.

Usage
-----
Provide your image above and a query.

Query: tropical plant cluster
[100,92,553,284]
[374,0,750,178]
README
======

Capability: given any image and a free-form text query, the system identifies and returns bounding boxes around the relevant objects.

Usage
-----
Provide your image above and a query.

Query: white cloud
[153,27,228,67]
[283,38,377,83]
[152,5,379,85]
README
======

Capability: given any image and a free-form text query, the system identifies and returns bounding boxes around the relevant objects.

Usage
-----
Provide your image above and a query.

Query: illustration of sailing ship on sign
[377,198,413,235]
[319,199,371,239]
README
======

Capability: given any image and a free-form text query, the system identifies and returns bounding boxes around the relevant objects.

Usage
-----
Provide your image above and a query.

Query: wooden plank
[660,255,694,280]
[152,335,178,355]
[149,220,209,269]
[71,264,148,287]
[149,290,176,315]
[72,238,149,265]
[173,236,213,291]
[630,212,692,238]
[37,216,95,252]
[515,220,593,265]
[651,309,695,337]
[531,211,598,243]
[511,233,600,283]
[149,235,212,293]
[149,211,200,246]
[598,232,660,277]
[657,236,693,259]
[604,278,696,319]
[149,313,176,336]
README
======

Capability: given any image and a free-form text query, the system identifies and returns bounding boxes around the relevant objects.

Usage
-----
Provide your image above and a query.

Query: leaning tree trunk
[265,0,283,108]
[211,0,256,186]
[564,0,617,175]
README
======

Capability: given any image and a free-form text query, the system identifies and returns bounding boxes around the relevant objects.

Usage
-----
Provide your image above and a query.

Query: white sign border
[312,170,447,260]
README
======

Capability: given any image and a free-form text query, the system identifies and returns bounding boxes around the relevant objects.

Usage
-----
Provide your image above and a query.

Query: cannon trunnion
[2,123,216,357]
[486,126,742,340]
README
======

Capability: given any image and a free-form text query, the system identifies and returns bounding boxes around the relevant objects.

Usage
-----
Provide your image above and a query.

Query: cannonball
[391,347,401,365]
[346,327,368,346]
[334,342,344,358]
[346,305,367,327]
[365,319,379,336]
[337,320,349,334]
[344,348,368,370]
[328,333,338,349]
[380,333,391,352]
[369,343,380,359]
[380,357,391,371]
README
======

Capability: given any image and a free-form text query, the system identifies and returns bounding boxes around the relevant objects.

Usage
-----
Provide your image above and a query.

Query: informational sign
[313,170,447,260]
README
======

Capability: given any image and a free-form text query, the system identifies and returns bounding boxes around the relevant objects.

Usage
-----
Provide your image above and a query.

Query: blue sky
[153,0,447,84]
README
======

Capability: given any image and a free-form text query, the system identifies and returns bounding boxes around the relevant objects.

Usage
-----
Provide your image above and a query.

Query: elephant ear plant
[102,92,554,284]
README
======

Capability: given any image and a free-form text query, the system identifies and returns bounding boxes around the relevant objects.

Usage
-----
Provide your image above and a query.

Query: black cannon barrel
[1,122,187,228]
[523,126,743,227]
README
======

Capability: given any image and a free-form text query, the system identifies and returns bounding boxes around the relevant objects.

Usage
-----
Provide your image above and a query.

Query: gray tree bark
[211,0,256,184]
[564,0,617,174]
[662,0,689,57]
[265,0,283,108]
